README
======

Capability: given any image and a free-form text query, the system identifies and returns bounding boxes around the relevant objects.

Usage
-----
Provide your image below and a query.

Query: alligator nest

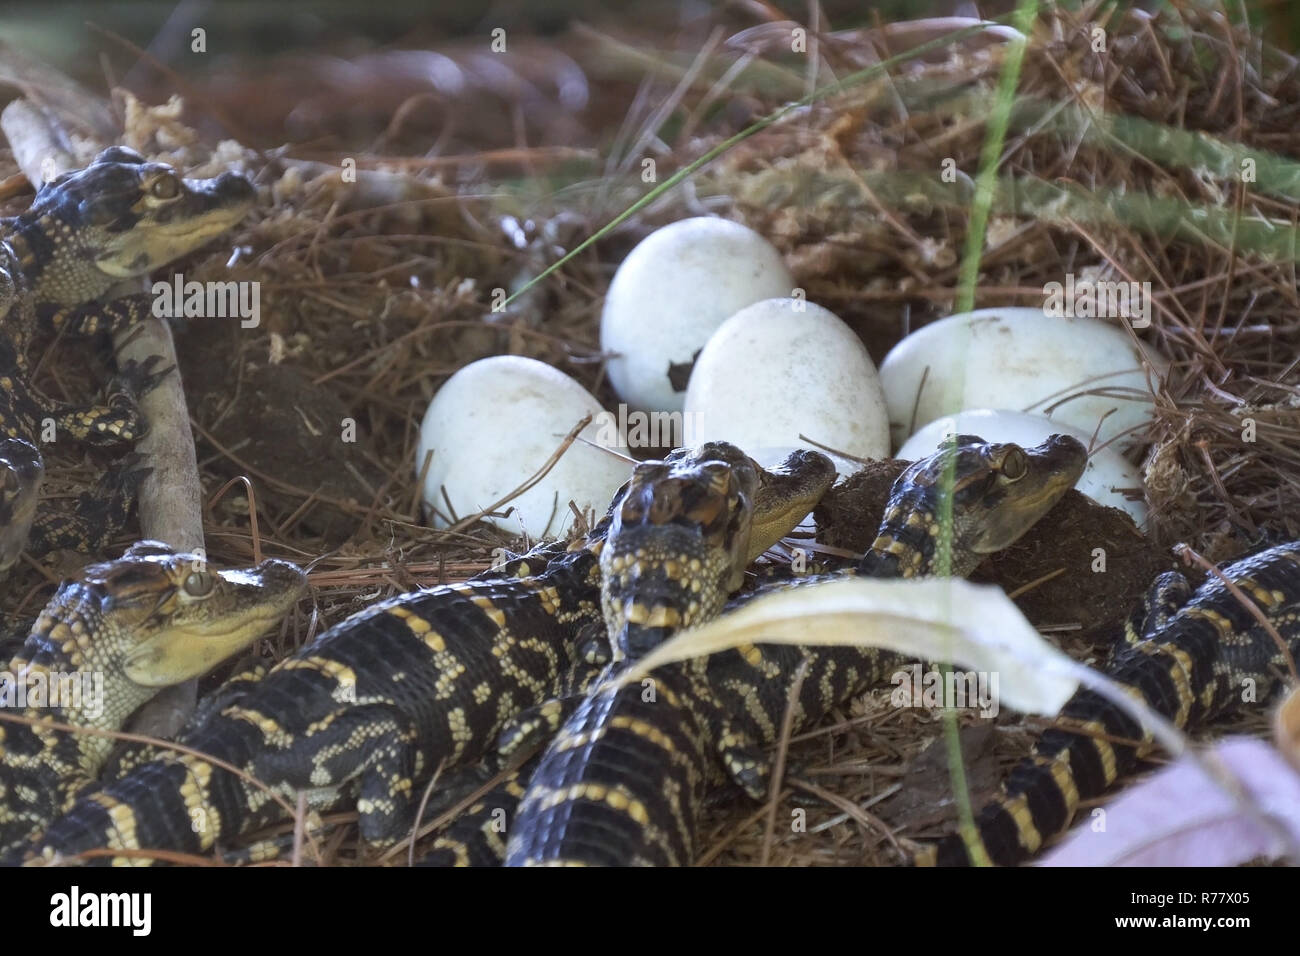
[2,0,1297,865]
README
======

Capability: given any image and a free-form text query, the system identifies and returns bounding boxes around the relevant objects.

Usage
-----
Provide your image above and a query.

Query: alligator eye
[1000,447,1028,481]
[182,570,215,597]
[149,174,181,199]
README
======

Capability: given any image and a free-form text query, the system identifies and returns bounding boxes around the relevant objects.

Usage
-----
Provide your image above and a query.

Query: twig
[442,413,596,536]
[760,657,810,866]
[789,777,907,861]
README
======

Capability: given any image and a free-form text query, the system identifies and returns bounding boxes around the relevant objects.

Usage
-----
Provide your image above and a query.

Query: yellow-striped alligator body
[23,531,609,864]
[1,146,255,443]
[418,443,835,866]
[505,434,1087,865]
[30,443,835,865]
[0,542,304,858]
[924,544,1300,866]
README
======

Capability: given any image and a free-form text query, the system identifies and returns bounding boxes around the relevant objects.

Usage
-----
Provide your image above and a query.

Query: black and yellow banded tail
[506,666,716,866]
[926,675,1174,867]
[924,543,1300,866]
[25,556,606,865]
[506,436,1087,866]
[418,758,537,867]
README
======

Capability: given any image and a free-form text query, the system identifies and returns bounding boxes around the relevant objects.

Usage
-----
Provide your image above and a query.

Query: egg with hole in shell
[417,356,630,537]
[684,297,890,477]
[600,217,795,413]
[897,408,1147,525]
[879,307,1169,450]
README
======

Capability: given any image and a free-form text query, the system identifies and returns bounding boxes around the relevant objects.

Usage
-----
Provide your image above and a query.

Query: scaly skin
[920,545,1300,866]
[1,146,255,441]
[25,445,835,866]
[419,444,834,867]
[506,434,1087,866]
[22,536,608,866]
[4,146,256,342]
[0,146,254,559]
[0,541,304,858]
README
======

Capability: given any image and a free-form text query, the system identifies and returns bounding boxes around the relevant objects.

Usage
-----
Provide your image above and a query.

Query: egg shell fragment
[684,297,890,477]
[897,408,1147,525]
[879,307,1168,449]
[417,356,630,537]
[600,217,795,413]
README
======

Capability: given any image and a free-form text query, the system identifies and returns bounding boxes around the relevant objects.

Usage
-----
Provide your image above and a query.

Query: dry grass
[3,0,1298,865]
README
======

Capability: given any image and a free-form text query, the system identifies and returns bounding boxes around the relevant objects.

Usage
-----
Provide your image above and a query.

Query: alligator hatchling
[917,545,1300,866]
[0,154,1293,869]
[0,542,304,858]
[504,434,1086,866]
[0,146,254,559]
[15,429,1300,865]
[22,442,834,864]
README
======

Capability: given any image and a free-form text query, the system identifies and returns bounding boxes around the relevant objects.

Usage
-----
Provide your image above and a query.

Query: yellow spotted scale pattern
[418,444,834,867]
[922,543,1300,866]
[0,543,304,859]
[24,528,609,864]
[0,147,254,556]
[505,435,1088,865]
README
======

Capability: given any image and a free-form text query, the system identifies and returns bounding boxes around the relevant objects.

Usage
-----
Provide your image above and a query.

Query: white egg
[879,307,1168,449]
[684,298,890,476]
[897,408,1147,525]
[600,217,795,413]
[417,356,630,537]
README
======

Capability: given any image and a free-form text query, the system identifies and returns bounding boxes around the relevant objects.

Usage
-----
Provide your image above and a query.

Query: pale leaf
[1040,737,1300,866]
[611,576,1079,717]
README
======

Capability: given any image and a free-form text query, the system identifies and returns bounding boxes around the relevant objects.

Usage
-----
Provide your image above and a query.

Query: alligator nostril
[215,172,256,200]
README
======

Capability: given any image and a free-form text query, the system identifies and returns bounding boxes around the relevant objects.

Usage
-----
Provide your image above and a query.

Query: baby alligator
[0,147,254,558]
[419,443,832,866]
[505,434,1086,866]
[23,444,833,864]
[0,542,304,859]
[920,544,1300,866]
